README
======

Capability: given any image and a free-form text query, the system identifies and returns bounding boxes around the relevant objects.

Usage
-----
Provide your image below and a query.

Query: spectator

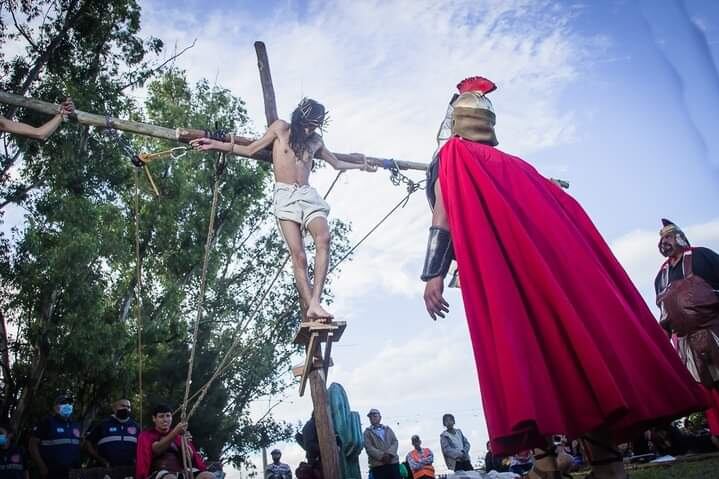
[0,99,74,140]
[363,409,400,479]
[508,450,532,475]
[439,414,472,472]
[483,441,507,473]
[405,435,434,479]
[0,423,29,479]
[28,393,82,479]
[265,449,291,479]
[135,404,213,479]
[85,398,139,467]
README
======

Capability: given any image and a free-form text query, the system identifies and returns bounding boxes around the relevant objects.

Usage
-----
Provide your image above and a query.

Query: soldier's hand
[424,276,449,320]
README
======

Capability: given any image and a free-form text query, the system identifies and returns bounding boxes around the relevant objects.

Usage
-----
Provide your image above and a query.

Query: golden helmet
[451,76,498,146]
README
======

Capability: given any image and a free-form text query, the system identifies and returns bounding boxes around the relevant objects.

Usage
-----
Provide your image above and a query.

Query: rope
[181,172,422,413]
[179,171,344,418]
[180,144,230,423]
[329,182,422,274]
[179,140,230,477]
[133,168,144,428]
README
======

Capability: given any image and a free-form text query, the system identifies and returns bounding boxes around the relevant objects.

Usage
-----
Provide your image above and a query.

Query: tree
[0,1,352,469]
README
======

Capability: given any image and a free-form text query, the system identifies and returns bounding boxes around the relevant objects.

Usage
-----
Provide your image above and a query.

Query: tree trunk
[12,287,58,433]
[0,309,15,422]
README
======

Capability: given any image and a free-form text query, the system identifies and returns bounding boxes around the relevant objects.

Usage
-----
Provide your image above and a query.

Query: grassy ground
[572,453,719,479]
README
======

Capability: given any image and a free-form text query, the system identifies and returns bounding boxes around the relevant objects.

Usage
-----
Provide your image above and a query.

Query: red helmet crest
[457,76,497,95]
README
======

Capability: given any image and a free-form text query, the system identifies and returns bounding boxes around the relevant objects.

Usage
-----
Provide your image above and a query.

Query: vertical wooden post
[254,41,279,126]
[309,367,341,479]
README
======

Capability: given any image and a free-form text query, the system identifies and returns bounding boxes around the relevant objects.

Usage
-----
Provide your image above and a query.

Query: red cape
[438,137,706,455]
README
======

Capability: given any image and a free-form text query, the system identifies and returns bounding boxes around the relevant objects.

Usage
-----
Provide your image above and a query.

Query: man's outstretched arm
[0,99,74,140]
[423,179,451,320]
[317,146,376,172]
[190,120,280,157]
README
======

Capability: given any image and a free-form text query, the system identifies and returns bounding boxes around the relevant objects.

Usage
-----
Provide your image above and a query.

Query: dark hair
[289,98,326,160]
[442,413,455,423]
[0,423,13,435]
[152,403,172,416]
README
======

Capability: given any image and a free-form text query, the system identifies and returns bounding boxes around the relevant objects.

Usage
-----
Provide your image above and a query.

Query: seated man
[0,99,74,140]
[135,404,213,479]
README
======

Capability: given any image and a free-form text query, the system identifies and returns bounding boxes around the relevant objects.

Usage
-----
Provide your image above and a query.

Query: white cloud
[136,0,592,309]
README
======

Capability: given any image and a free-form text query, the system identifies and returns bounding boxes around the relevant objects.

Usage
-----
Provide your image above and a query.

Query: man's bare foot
[307,302,334,322]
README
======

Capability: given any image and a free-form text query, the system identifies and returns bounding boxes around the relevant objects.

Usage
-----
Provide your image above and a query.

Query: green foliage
[0,1,352,469]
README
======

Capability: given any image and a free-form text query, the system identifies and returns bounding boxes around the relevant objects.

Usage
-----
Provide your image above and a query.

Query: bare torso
[271,121,323,185]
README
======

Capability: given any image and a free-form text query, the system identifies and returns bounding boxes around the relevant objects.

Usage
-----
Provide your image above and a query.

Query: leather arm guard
[421,226,454,281]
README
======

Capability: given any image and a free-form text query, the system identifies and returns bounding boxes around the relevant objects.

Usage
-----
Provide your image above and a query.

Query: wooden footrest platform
[293,320,346,346]
[292,357,334,377]
[294,321,347,397]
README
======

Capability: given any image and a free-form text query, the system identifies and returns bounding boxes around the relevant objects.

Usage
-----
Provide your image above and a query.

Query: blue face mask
[0,435,7,446]
[59,404,73,418]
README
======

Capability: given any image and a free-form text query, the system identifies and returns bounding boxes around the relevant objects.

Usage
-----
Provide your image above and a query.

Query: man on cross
[191,98,374,320]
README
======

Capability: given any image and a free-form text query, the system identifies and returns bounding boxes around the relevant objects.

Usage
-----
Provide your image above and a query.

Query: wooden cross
[253,41,343,479]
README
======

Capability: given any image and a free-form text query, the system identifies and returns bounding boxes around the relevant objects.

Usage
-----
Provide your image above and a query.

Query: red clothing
[438,137,706,456]
[135,428,206,479]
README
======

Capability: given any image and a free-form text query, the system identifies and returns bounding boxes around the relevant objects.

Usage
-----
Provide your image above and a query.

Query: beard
[659,242,675,257]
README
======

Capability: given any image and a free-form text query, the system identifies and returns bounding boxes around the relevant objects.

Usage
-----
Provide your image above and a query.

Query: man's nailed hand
[190,137,222,152]
[58,98,75,120]
[352,153,377,172]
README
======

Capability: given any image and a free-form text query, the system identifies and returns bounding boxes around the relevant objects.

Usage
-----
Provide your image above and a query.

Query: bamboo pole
[0,89,428,171]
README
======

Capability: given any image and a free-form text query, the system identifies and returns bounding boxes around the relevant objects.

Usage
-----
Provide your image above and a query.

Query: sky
[5,0,719,477]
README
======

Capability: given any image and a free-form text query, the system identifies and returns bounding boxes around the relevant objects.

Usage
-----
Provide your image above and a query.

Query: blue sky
[133,0,719,476]
[4,0,719,476]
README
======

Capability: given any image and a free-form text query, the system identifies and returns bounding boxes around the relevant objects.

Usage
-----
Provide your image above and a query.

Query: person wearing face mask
[655,218,719,449]
[0,424,29,479]
[85,399,140,468]
[28,393,82,479]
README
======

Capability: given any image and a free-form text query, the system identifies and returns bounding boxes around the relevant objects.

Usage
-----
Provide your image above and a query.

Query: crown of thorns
[297,97,330,130]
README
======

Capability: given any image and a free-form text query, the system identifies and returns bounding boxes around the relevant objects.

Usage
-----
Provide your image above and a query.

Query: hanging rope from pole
[178,136,232,479]
[132,168,144,428]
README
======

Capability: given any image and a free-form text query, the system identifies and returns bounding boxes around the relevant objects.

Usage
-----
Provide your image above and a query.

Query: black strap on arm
[421,226,454,281]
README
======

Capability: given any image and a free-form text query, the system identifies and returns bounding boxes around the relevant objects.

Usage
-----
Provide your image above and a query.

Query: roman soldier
[655,218,719,448]
[420,76,706,479]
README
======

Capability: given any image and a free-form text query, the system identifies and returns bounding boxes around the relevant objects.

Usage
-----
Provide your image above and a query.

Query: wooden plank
[292,357,333,377]
[323,332,333,377]
[299,332,319,397]
[0,90,428,171]
[254,41,279,126]
[309,367,341,479]
[293,320,346,346]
